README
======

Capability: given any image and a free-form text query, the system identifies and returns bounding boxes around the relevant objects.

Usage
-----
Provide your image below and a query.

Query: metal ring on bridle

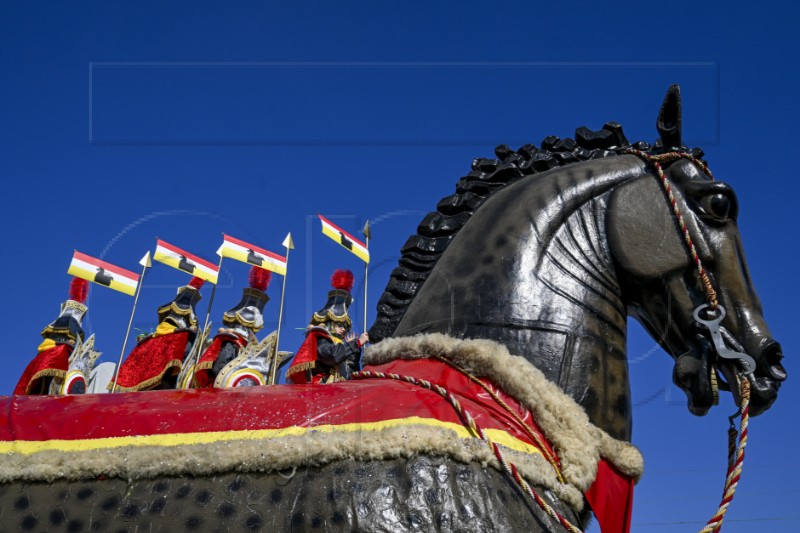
[694,303,726,324]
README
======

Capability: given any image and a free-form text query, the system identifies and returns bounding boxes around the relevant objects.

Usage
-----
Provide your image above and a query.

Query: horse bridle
[625,149,756,379]
[626,149,754,533]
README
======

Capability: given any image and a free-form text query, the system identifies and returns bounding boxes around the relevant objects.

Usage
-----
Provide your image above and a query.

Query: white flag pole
[110,251,152,393]
[269,232,294,385]
[362,220,370,335]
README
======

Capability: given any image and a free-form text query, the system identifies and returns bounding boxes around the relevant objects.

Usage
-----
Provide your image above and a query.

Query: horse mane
[369,122,704,342]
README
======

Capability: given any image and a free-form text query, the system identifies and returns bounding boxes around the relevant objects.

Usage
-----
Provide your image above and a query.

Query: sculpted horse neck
[390,155,644,440]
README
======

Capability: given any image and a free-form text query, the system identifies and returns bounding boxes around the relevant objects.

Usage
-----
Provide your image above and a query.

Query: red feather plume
[331,269,354,292]
[249,266,271,291]
[188,277,205,289]
[69,277,89,303]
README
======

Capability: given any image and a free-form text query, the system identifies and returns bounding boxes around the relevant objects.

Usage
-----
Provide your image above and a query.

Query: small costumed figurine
[15,278,90,395]
[112,277,204,391]
[193,266,271,387]
[286,269,369,384]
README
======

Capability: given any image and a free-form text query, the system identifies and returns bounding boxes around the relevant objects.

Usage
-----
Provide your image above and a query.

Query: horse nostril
[761,342,786,381]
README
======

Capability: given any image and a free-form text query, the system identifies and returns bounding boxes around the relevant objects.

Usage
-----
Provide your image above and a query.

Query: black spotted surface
[0,457,586,532]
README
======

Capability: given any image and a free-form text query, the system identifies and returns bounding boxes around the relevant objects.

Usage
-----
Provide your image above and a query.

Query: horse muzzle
[673,331,785,417]
[686,304,785,416]
[743,340,785,416]
[713,338,784,416]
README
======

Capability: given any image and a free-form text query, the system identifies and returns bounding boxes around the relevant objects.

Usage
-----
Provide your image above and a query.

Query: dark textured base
[0,456,586,532]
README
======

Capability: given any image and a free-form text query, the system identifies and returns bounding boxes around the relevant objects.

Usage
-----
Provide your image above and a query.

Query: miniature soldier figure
[112,277,204,391]
[193,266,271,387]
[15,278,89,395]
[286,269,368,384]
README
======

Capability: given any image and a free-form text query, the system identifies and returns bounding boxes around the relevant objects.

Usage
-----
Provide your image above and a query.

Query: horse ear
[657,84,682,148]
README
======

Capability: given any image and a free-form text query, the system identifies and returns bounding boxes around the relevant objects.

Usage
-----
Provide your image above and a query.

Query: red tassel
[188,277,205,289]
[69,277,89,303]
[249,266,271,291]
[331,269,354,291]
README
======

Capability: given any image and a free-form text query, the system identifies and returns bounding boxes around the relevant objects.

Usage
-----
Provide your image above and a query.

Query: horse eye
[700,193,733,222]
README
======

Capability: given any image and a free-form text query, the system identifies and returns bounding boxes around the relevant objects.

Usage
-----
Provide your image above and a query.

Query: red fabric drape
[113,331,189,391]
[286,331,325,384]
[14,344,72,395]
[585,458,634,533]
[193,333,245,388]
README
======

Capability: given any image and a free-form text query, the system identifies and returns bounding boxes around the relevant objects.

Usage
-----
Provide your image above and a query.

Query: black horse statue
[0,87,785,532]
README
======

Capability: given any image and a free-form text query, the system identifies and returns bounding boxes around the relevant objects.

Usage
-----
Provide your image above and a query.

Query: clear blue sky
[2,2,799,530]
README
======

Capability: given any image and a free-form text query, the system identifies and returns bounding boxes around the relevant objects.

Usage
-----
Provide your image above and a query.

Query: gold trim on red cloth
[111,331,189,391]
[14,344,71,395]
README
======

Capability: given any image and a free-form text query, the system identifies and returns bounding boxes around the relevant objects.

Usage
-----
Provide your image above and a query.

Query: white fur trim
[364,334,644,487]
[0,423,585,510]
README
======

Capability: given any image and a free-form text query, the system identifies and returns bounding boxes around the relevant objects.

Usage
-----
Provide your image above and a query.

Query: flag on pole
[218,234,287,276]
[68,251,140,296]
[318,214,370,263]
[153,239,219,284]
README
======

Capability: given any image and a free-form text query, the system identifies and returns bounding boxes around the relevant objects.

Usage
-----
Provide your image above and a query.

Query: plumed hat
[157,277,204,329]
[222,266,271,335]
[41,277,90,344]
[310,269,354,330]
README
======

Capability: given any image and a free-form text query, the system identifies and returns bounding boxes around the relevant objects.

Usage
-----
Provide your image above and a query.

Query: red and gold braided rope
[626,149,753,532]
[351,370,583,533]
[699,379,751,533]
[431,355,565,483]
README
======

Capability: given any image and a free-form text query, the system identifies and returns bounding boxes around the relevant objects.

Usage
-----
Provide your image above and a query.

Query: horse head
[607,87,785,416]
[372,86,785,440]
